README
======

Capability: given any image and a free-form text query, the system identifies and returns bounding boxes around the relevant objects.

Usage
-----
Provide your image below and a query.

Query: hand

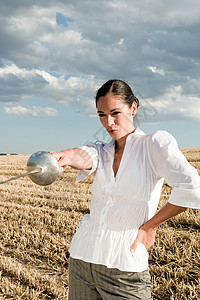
[51,150,72,174]
[130,224,157,253]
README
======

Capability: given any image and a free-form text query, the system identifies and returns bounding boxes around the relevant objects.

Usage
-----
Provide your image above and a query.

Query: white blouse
[69,128,200,272]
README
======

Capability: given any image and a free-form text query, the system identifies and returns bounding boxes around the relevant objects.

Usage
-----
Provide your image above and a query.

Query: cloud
[148,66,165,76]
[0,63,99,108]
[0,0,200,122]
[138,85,200,122]
[4,105,58,117]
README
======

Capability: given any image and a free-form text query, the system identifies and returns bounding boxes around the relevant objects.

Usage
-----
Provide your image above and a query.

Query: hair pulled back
[95,79,139,108]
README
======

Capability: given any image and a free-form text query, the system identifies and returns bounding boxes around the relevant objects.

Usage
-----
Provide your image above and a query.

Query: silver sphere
[27,151,59,186]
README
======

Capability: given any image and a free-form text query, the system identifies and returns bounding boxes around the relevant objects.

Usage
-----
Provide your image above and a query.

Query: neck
[115,128,136,150]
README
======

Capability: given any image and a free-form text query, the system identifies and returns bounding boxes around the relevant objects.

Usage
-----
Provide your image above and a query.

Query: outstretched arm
[130,202,187,253]
[52,148,93,174]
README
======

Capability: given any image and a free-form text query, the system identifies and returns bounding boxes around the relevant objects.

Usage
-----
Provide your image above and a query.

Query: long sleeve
[76,142,99,182]
[148,130,200,209]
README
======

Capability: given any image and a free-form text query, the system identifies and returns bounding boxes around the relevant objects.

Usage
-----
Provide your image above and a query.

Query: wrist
[140,219,159,232]
[62,149,74,166]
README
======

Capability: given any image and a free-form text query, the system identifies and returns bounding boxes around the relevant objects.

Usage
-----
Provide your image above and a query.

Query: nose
[106,115,115,126]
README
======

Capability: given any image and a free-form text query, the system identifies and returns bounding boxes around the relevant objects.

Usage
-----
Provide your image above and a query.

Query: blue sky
[0,0,200,154]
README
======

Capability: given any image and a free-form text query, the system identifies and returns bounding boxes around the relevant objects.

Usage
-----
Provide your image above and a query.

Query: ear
[131,101,138,116]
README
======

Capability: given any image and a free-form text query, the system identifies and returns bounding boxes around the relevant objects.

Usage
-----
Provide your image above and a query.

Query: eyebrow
[97,108,121,113]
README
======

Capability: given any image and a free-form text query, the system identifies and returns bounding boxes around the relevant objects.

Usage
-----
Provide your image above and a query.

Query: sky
[0,0,200,154]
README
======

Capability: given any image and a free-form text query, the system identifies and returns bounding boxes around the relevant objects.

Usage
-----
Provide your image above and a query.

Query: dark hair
[95,79,140,108]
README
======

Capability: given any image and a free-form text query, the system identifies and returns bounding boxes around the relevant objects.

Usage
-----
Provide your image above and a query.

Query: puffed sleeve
[76,142,99,182]
[148,130,200,209]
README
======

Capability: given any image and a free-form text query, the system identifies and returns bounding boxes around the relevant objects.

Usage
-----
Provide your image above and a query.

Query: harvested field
[0,149,199,299]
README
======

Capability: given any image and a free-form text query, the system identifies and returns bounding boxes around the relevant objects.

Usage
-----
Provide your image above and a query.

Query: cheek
[117,114,127,123]
[99,117,106,127]
[121,111,132,123]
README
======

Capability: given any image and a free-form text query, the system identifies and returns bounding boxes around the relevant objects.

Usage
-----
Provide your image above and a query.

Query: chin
[109,132,123,140]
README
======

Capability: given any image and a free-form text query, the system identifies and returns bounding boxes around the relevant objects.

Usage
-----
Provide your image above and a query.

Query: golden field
[0,149,199,299]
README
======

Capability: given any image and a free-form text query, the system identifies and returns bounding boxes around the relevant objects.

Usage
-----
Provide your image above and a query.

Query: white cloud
[0,63,99,107]
[139,85,200,122]
[0,0,200,123]
[118,38,124,45]
[4,105,58,117]
[148,66,165,76]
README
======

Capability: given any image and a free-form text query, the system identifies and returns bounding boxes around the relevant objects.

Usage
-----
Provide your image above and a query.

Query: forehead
[97,94,127,111]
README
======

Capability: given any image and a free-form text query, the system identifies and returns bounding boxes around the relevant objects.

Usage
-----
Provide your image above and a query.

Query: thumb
[57,157,69,169]
[58,166,64,175]
[51,152,61,162]
[130,238,140,253]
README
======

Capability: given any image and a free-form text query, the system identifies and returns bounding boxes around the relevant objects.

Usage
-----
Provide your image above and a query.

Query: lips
[107,128,117,134]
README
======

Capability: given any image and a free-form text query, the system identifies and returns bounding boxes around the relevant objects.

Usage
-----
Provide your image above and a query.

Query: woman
[52,80,200,300]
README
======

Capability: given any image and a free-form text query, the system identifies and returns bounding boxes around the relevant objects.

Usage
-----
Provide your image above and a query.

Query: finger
[59,166,64,175]
[130,239,140,253]
[57,157,68,168]
[50,152,60,161]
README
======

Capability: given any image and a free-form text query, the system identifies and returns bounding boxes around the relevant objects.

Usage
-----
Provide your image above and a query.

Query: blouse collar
[102,127,146,155]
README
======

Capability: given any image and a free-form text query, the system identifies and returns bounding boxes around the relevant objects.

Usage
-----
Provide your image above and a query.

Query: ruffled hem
[69,225,149,272]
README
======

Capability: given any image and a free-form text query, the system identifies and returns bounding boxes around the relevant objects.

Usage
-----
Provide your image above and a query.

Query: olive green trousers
[68,257,153,300]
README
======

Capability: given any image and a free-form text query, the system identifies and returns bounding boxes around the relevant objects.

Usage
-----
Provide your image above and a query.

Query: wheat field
[0,149,199,299]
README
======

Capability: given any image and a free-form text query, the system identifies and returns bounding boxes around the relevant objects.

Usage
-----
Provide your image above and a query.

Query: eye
[98,113,106,117]
[112,111,120,116]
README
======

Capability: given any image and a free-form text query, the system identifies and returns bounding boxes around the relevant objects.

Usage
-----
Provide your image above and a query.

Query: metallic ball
[27,151,59,186]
